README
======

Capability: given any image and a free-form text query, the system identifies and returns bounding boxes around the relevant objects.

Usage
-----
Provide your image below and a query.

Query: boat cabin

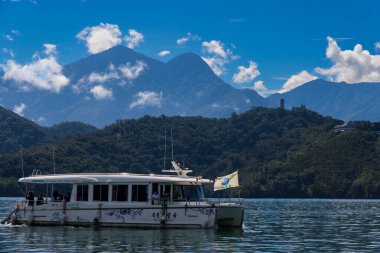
[20,173,212,206]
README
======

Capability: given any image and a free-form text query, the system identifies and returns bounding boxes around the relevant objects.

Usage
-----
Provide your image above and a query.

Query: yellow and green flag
[214,171,239,191]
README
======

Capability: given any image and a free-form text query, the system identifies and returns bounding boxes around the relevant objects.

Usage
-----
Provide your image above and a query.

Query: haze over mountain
[0,46,269,127]
[269,79,380,122]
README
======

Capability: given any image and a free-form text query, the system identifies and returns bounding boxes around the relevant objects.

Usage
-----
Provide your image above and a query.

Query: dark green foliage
[355,121,380,132]
[0,107,48,153]
[0,106,98,154]
[45,121,98,138]
[0,177,24,196]
[1,106,380,198]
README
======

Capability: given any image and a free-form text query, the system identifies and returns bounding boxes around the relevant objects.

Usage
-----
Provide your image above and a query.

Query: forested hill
[0,106,47,153]
[45,121,98,138]
[0,105,98,154]
[1,106,380,198]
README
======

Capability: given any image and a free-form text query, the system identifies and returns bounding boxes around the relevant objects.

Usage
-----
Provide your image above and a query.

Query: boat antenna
[20,145,27,195]
[171,128,174,161]
[163,128,167,170]
[52,146,56,174]
[20,145,24,178]
[51,146,56,198]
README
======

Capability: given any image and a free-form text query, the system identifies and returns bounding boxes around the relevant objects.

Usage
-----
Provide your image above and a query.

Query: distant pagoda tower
[280,98,285,109]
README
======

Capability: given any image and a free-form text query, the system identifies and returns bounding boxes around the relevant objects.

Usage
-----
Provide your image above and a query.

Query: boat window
[132,185,147,202]
[77,185,88,201]
[182,185,205,201]
[173,185,184,201]
[112,185,128,201]
[198,185,205,200]
[160,185,171,200]
[93,185,109,201]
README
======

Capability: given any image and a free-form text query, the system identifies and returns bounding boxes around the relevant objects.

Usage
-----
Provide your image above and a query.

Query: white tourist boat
[1,161,244,228]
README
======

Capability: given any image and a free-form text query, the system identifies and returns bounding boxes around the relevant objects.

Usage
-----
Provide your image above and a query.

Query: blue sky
[2,0,380,96]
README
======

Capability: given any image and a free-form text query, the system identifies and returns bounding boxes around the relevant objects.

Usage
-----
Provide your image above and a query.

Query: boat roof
[18,172,213,185]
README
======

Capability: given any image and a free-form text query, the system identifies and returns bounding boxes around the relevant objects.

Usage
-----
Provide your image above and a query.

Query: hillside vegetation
[0,106,98,154]
[1,107,380,198]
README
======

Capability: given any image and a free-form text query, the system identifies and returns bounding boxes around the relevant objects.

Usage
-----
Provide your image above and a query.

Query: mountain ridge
[269,79,380,122]
[3,46,380,126]
[0,46,270,127]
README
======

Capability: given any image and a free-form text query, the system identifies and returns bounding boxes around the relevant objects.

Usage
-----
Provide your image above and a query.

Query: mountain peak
[166,51,213,76]
[84,45,148,63]
[99,45,140,57]
[64,45,165,81]
[168,52,206,65]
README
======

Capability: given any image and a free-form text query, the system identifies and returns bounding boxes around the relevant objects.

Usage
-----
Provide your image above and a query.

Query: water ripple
[1,198,380,252]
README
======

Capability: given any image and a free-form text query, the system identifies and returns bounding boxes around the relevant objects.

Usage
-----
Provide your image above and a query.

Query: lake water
[1,198,380,252]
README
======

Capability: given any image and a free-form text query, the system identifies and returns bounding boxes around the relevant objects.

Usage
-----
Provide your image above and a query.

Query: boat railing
[31,169,42,177]
[16,200,26,208]
[205,198,244,206]
[190,199,203,206]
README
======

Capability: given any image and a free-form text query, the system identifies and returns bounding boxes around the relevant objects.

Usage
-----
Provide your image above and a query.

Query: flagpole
[237,169,241,199]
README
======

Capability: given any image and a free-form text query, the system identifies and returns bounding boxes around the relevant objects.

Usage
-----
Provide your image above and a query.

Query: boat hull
[12,202,216,228]
[216,204,244,227]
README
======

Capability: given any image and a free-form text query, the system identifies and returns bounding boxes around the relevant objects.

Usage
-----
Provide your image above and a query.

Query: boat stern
[215,203,244,228]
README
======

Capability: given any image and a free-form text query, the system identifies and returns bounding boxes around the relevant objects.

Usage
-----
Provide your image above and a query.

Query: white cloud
[252,80,276,97]
[253,80,266,91]
[201,56,225,76]
[13,103,26,116]
[3,30,20,42]
[233,61,260,83]
[36,116,45,123]
[176,37,189,46]
[85,64,119,83]
[11,29,20,35]
[202,40,228,58]
[118,61,147,79]
[271,77,288,81]
[74,61,146,94]
[280,70,317,93]
[129,91,163,109]
[210,102,239,111]
[87,61,146,83]
[4,34,13,41]
[201,40,239,76]
[43,43,57,55]
[158,50,171,57]
[176,32,200,46]
[2,48,15,58]
[87,69,119,83]
[90,85,113,100]
[315,36,380,83]
[253,81,266,95]
[125,29,144,49]
[76,23,122,54]
[211,103,220,108]
[1,45,69,93]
